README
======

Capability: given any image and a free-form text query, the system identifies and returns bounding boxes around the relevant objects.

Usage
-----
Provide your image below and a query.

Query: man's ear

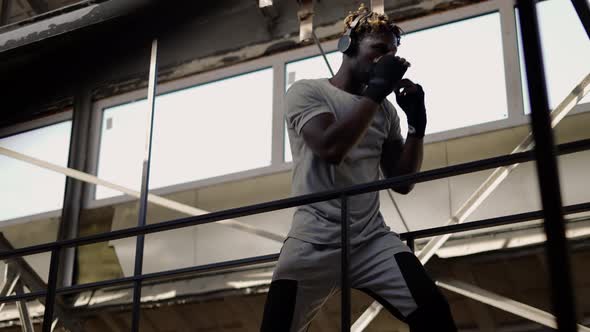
[345,34,363,57]
[343,41,358,57]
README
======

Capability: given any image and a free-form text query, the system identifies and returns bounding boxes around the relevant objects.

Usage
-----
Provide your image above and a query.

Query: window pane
[282,13,509,163]
[518,0,590,114]
[285,52,342,91]
[284,52,342,162]
[389,12,509,134]
[96,68,274,200]
[0,121,71,221]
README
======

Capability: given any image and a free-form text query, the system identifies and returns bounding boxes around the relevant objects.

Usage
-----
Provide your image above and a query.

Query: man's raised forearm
[393,135,424,194]
[320,97,382,164]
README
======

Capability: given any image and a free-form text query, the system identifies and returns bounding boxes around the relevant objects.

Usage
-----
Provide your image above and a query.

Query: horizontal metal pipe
[0,291,46,304]
[0,254,281,304]
[56,253,280,296]
[0,138,587,262]
[400,202,590,240]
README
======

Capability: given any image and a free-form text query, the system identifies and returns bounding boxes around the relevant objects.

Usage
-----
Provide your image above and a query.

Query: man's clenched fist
[395,79,427,138]
[363,54,410,104]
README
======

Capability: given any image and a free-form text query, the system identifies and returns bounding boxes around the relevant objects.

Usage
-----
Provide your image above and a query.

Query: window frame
[0,111,73,225]
[86,0,590,208]
[87,58,290,208]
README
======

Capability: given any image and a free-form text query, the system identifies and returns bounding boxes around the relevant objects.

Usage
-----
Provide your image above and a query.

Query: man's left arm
[380,79,427,194]
[381,136,423,194]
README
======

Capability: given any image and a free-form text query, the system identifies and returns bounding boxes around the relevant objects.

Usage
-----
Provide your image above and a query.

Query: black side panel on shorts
[394,252,457,332]
[358,288,406,323]
[260,279,298,332]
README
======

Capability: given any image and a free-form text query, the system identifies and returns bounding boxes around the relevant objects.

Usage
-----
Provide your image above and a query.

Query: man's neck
[329,66,365,96]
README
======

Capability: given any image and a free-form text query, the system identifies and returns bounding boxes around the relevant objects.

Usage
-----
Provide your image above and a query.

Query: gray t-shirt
[285,78,403,246]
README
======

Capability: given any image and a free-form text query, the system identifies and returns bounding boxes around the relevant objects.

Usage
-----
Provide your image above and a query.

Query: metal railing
[0,0,588,331]
[0,138,588,330]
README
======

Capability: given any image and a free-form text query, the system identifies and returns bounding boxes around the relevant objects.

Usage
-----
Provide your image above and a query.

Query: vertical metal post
[311,30,334,77]
[341,195,350,331]
[517,1,577,332]
[42,248,60,332]
[131,38,159,332]
[57,88,92,290]
[406,237,415,253]
[571,0,590,40]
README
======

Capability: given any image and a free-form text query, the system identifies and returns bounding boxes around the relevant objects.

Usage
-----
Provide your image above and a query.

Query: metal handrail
[400,202,590,240]
[0,200,588,306]
[0,138,586,332]
[0,138,588,263]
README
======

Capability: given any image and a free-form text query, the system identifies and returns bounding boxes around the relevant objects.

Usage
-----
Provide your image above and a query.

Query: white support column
[437,279,590,331]
[352,73,590,331]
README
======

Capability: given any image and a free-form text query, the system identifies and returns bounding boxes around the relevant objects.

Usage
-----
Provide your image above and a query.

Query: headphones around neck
[337,13,369,55]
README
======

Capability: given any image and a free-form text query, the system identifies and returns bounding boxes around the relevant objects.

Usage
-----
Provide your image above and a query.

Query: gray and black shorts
[260,232,456,332]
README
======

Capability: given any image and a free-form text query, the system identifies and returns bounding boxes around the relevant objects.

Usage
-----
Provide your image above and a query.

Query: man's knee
[260,279,298,332]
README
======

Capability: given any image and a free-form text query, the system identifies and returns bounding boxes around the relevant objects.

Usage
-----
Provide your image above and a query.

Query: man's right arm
[300,97,381,165]
[299,54,409,165]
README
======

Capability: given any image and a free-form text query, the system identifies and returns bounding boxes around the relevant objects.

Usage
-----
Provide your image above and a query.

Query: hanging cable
[311,29,334,77]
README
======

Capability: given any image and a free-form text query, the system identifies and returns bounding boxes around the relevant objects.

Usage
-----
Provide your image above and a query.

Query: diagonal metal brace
[437,279,590,331]
[15,281,34,332]
[0,234,79,331]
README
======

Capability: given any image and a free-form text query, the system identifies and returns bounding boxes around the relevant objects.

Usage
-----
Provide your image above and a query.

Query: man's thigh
[352,233,457,332]
[261,238,338,332]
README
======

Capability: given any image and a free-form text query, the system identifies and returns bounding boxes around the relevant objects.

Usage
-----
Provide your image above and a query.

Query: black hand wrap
[396,84,427,138]
[363,55,408,104]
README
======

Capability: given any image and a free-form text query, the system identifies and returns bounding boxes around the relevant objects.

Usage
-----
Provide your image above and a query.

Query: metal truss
[437,279,590,332]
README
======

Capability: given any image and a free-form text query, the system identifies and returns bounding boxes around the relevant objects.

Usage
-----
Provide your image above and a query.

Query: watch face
[338,36,351,53]
[408,125,416,134]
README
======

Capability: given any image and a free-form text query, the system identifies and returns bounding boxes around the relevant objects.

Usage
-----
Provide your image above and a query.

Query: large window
[96,68,274,200]
[283,12,508,162]
[285,51,342,91]
[518,0,590,114]
[388,12,508,134]
[0,121,72,221]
